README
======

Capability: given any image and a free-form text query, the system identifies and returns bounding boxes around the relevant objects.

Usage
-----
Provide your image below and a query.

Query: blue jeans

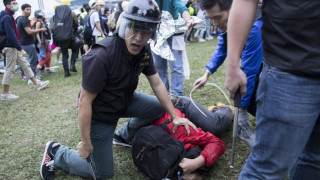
[21,44,38,75]
[239,63,320,180]
[54,91,165,179]
[152,36,184,96]
[61,47,79,71]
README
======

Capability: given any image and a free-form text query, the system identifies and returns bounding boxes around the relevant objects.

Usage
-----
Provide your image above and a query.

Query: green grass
[0,38,254,180]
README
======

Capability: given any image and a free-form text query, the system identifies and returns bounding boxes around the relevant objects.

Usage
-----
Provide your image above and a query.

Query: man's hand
[38,28,47,33]
[20,49,27,57]
[186,19,198,30]
[225,65,247,99]
[179,158,199,174]
[193,72,210,89]
[77,141,93,159]
[172,117,198,136]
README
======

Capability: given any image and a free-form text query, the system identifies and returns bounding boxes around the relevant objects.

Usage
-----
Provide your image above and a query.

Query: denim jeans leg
[54,120,117,179]
[290,115,320,180]
[61,48,69,71]
[22,44,38,75]
[239,63,320,180]
[168,38,184,96]
[152,51,170,91]
[117,91,166,141]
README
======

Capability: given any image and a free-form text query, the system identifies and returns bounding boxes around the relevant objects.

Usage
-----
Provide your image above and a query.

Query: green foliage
[0,40,254,179]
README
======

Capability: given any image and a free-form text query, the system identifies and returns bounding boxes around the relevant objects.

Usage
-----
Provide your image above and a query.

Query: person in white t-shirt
[89,0,105,43]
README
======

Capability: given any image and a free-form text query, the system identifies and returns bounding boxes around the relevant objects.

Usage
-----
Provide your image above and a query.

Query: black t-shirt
[82,34,157,123]
[17,16,35,45]
[262,0,320,77]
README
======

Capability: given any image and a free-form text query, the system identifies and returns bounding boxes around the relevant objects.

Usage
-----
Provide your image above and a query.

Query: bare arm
[225,0,258,99]
[35,22,42,45]
[24,26,46,35]
[179,156,205,174]
[95,21,106,38]
[77,87,97,159]
[147,73,197,135]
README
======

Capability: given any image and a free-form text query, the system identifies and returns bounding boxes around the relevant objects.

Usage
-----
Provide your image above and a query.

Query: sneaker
[199,38,206,42]
[1,93,19,101]
[28,78,41,85]
[40,141,60,180]
[34,80,50,91]
[113,131,132,147]
[238,125,256,148]
[206,36,214,40]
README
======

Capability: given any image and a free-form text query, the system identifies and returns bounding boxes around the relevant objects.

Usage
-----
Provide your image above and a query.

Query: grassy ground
[0,38,254,180]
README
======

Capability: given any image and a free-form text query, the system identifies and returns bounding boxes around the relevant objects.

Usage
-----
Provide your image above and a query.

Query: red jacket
[152,108,226,167]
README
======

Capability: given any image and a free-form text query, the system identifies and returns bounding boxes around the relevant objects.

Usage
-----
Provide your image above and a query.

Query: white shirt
[90,11,101,36]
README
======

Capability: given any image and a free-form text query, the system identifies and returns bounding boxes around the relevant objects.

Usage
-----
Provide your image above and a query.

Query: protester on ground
[152,0,195,96]
[40,0,197,179]
[16,3,46,78]
[152,108,226,179]
[0,0,49,101]
[225,0,320,179]
[194,0,263,147]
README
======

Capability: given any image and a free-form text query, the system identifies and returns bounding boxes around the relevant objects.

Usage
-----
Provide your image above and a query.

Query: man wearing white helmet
[40,0,197,179]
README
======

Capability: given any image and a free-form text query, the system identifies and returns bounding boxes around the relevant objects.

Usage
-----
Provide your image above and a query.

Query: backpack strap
[160,119,172,134]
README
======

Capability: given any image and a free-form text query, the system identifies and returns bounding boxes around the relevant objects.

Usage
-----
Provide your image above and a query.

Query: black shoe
[70,65,77,72]
[64,71,71,77]
[113,131,132,147]
[40,141,60,180]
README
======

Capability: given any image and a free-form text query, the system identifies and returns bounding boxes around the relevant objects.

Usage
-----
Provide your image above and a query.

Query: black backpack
[132,121,186,180]
[0,11,10,51]
[83,12,96,39]
[52,5,73,47]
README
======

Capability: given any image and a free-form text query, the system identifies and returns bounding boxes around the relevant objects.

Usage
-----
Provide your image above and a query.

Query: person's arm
[3,16,22,51]
[24,26,46,35]
[93,12,105,38]
[95,21,105,38]
[179,156,205,174]
[77,87,97,159]
[35,21,42,48]
[146,73,197,135]
[225,0,258,99]
[193,34,227,89]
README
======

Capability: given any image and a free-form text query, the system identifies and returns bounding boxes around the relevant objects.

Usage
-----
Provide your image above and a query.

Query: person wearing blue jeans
[16,4,47,75]
[194,0,263,148]
[226,0,320,179]
[40,1,197,179]
[152,0,195,96]
[152,36,184,96]
[54,92,166,178]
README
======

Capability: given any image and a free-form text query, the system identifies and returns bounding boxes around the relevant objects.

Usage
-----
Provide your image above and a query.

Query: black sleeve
[82,46,109,93]
[21,17,31,28]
